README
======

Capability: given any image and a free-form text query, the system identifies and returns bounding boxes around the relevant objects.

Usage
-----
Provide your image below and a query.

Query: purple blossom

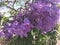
[35,0,52,3]
[0,0,59,39]
[52,0,60,3]
[0,30,4,37]
[4,32,12,40]
[3,17,32,38]
[26,1,59,34]
[35,0,60,4]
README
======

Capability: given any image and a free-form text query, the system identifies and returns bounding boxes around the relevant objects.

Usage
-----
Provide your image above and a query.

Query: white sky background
[0,0,28,17]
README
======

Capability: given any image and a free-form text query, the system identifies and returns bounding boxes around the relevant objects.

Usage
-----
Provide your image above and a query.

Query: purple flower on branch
[0,0,59,39]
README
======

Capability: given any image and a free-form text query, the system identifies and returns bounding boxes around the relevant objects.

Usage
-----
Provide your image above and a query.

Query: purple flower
[16,11,23,20]
[35,0,52,3]
[4,17,32,38]
[52,0,60,3]
[0,30,4,37]
[1,0,59,39]
[26,1,59,34]
[14,18,32,38]
[5,32,12,40]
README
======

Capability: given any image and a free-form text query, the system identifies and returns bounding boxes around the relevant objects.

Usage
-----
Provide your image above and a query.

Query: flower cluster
[0,0,59,39]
